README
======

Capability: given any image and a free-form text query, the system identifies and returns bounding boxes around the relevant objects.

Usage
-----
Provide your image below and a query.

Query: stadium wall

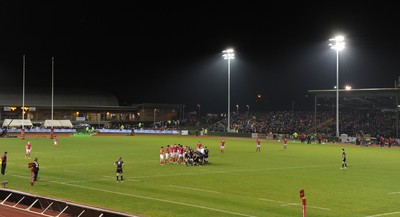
[0,188,135,217]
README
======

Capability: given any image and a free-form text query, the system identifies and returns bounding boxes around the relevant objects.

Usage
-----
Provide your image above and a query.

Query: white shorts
[257,145,261,148]
[220,146,224,149]
[166,153,170,159]
[54,141,58,145]
[160,154,164,160]
[26,149,31,154]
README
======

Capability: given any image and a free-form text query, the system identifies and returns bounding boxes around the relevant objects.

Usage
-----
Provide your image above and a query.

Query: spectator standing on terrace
[389,137,394,148]
[306,134,312,144]
[341,148,347,169]
[25,141,31,159]
[220,138,225,153]
[1,152,7,175]
[317,134,323,144]
[380,136,385,147]
[256,138,261,152]
[114,157,124,183]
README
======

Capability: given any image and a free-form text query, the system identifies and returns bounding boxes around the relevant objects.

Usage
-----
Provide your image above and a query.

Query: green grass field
[1,135,400,217]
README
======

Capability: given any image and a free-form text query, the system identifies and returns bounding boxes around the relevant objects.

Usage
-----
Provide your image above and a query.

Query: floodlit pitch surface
[1,135,400,217]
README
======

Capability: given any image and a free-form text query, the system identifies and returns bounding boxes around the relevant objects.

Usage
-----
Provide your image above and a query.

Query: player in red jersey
[165,145,171,164]
[197,141,202,152]
[52,135,58,148]
[172,144,177,163]
[160,146,165,165]
[256,138,261,152]
[25,141,32,159]
[283,137,288,149]
[178,145,184,164]
[220,138,225,153]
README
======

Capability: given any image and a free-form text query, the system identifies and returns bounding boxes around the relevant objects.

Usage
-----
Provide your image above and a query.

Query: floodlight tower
[21,54,26,140]
[197,104,201,120]
[329,36,345,138]
[153,109,157,128]
[222,49,234,132]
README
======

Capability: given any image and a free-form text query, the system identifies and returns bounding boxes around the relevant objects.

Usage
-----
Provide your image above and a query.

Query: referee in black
[341,148,347,169]
[114,157,124,182]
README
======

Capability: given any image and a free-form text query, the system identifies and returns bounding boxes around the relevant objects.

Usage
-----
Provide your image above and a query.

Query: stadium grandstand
[308,87,400,138]
[205,87,400,146]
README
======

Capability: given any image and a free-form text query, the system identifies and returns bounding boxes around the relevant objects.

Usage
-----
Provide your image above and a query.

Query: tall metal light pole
[223,49,234,132]
[329,36,345,138]
[21,54,26,140]
[153,109,157,128]
[197,104,201,120]
[50,57,55,139]
[236,104,239,113]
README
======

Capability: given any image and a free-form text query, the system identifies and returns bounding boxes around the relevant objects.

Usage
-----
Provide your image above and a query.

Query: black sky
[1,1,400,113]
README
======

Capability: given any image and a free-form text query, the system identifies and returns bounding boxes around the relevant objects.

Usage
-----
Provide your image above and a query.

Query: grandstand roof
[308,88,400,110]
[0,87,119,107]
[2,119,33,127]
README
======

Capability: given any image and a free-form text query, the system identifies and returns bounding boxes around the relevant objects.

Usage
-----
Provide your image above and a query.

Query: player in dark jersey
[203,146,209,164]
[114,157,124,182]
[341,148,347,169]
[33,158,40,181]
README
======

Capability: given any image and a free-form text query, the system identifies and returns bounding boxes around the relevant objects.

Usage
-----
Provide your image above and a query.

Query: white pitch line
[10,174,245,215]
[9,174,133,184]
[388,192,400,194]
[169,185,220,193]
[35,178,255,217]
[365,212,400,217]
[258,198,330,211]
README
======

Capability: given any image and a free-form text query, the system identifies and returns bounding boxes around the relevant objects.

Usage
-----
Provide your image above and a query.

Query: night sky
[1,2,399,113]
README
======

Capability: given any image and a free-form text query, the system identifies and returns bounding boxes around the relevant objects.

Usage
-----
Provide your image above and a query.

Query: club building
[0,87,185,128]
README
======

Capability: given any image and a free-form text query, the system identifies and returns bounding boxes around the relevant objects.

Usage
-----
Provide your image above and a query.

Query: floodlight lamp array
[329,36,345,51]
[222,49,235,59]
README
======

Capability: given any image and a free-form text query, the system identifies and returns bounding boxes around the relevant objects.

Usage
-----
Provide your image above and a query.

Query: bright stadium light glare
[222,48,235,132]
[329,35,345,138]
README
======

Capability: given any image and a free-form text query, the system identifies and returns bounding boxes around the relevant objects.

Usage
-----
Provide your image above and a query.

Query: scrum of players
[160,141,209,166]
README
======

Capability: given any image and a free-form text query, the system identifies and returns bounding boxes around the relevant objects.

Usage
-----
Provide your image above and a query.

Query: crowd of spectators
[92,109,399,142]
[207,109,398,139]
